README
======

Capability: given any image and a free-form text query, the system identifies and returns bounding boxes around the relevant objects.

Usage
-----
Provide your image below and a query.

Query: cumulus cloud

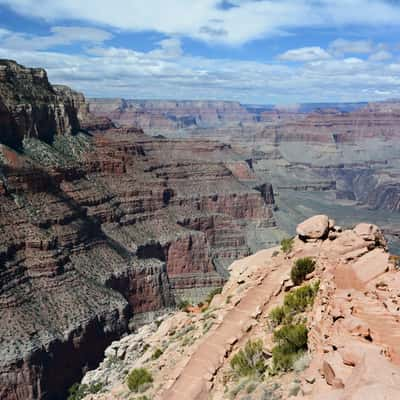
[1,0,400,45]
[1,39,400,104]
[0,26,112,50]
[278,47,331,62]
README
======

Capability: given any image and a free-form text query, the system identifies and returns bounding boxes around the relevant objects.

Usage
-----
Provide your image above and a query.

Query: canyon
[0,60,275,400]
[1,59,400,400]
[89,97,400,252]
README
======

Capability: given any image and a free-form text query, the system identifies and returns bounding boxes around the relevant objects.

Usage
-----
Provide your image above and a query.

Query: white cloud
[278,47,331,62]
[369,50,392,61]
[149,38,183,59]
[0,26,112,50]
[329,39,374,55]
[2,39,400,104]
[1,0,400,45]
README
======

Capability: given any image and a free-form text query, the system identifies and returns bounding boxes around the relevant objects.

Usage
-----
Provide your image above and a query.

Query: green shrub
[272,324,308,371]
[151,348,163,360]
[67,382,104,400]
[127,368,153,393]
[269,306,286,327]
[230,339,266,378]
[283,281,319,314]
[269,282,319,327]
[280,238,294,254]
[291,257,316,285]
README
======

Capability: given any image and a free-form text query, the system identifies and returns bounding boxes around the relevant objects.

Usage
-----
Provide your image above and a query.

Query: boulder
[353,223,387,249]
[297,215,330,240]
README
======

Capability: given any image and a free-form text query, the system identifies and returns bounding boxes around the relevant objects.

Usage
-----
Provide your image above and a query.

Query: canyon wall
[89,98,255,132]
[0,61,275,400]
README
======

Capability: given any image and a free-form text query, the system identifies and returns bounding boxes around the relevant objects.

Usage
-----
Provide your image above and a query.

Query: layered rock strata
[0,60,275,400]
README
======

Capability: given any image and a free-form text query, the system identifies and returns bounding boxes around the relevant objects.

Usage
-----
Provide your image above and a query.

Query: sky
[1,0,400,104]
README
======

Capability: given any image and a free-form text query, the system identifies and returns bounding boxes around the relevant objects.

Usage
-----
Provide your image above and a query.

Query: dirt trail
[160,252,291,400]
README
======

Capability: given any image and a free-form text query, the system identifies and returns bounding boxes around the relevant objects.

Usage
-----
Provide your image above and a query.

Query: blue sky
[1,0,400,104]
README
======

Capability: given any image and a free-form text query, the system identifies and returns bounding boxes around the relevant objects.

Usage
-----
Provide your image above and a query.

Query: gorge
[1,59,400,400]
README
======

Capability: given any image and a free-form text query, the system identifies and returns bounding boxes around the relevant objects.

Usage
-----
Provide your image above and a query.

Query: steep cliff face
[0,60,82,148]
[0,60,275,400]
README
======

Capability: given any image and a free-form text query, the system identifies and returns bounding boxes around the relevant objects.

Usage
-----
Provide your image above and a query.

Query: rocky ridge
[81,215,400,400]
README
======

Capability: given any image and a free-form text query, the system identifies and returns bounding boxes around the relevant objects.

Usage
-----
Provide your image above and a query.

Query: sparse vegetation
[230,339,266,378]
[269,305,286,327]
[151,348,163,360]
[272,324,308,371]
[127,368,153,393]
[280,237,294,254]
[67,382,104,400]
[290,257,316,285]
[283,281,319,315]
[269,282,319,326]
[269,281,319,372]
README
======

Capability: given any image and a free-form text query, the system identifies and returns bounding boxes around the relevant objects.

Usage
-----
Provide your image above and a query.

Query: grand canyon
[1,56,400,400]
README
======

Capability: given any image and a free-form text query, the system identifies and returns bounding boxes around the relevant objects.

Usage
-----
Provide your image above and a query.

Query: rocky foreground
[81,215,400,400]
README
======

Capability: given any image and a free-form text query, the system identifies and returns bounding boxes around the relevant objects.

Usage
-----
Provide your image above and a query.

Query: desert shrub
[230,339,266,378]
[272,324,308,371]
[67,382,104,400]
[269,282,319,327]
[280,237,294,254]
[151,348,163,360]
[291,257,316,285]
[283,281,319,314]
[269,306,286,327]
[127,368,153,393]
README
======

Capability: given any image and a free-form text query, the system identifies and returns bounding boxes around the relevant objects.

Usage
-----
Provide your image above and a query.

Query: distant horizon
[87,96,373,107]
